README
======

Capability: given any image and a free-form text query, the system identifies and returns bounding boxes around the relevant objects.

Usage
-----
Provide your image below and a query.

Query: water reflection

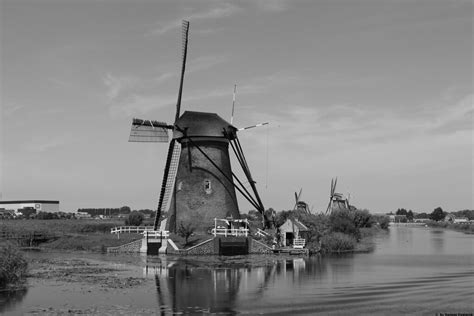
[145,257,314,314]
[430,229,445,252]
[0,288,28,314]
[140,227,474,315]
[6,227,473,315]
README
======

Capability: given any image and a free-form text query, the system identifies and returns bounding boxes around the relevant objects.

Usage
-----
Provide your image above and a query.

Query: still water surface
[2,226,473,315]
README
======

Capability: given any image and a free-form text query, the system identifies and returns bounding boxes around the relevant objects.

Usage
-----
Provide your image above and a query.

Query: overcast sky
[1,0,472,214]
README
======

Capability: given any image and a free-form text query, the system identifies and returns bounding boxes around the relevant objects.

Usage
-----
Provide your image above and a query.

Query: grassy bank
[0,243,28,289]
[0,219,143,252]
[426,221,474,234]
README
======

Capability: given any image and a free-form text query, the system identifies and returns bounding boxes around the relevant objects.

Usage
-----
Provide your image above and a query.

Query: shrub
[329,209,360,239]
[0,244,28,289]
[125,211,144,226]
[320,232,356,253]
[79,222,117,233]
[352,209,375,228]
[373,215,390,229]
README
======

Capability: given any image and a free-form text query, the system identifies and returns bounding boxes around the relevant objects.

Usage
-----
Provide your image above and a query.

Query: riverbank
[0,219,143,252]
[3,225,473,315]
[426,221,474,234]
[0,243,28,290]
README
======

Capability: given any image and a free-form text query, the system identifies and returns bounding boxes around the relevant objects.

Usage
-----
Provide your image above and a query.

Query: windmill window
[204,180,212,194]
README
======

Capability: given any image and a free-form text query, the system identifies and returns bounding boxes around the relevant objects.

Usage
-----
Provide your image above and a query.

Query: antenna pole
[231,84,236,125]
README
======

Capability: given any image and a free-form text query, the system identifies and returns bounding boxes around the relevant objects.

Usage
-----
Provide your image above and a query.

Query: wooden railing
[211,228,249,237]
[143,230,169,238]
[293,238,306,249]
[110,226,153,234]
[110,226,169,239]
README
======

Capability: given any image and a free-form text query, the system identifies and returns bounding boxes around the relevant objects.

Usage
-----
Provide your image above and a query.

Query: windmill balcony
[212,218,250,237]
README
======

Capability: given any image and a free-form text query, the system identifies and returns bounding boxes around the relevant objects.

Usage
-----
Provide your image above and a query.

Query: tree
[120,206,131,215]
[352,209,375,228]
[415,212,429,219]
[177,222,195,246]
[430,207,445,222]
[396,208,408,216]
[407,210,414,221]
[125,211,144,226]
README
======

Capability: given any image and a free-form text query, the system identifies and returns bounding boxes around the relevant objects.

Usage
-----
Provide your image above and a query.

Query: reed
[320,232,356,253]
[0,243,28,289]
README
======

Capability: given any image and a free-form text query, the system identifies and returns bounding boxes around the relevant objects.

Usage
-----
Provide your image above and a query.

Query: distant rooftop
[0,200,59,204]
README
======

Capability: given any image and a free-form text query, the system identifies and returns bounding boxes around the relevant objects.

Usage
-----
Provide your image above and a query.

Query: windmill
[325,177,350,214]
[293,188,311,214]
[128,21,270,233]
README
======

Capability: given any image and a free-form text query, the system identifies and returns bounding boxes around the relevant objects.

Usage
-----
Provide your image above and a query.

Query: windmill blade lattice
[129,119,170,143]
[153,140,181,230]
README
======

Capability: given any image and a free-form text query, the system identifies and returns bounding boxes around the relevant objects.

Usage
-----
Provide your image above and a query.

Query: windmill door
[285,232,294,246]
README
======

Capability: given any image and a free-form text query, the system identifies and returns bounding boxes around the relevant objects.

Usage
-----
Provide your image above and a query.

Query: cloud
[255,0,290,12]
[104,54,228,117]
[108,93,177,118]
[153,71,177,85]
[242,92,474,156]
[4,103,25,117]
[188,55,228,73]
[430,94,473,134]
[149,3,239,36]
[23,135,69,153]
[103,74,138,101]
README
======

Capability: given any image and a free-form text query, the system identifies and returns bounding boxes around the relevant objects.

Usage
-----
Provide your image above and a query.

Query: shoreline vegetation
[426,220,474,234]
[0,243,28,290]
[0,209,389,255]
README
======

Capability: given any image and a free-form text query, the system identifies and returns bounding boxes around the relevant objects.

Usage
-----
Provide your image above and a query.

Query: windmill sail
[175,20,189,122]
[129,119,170,143]
[154,140,181,230]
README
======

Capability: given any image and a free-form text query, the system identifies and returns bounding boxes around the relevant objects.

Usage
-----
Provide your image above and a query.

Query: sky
[0,0,472,214]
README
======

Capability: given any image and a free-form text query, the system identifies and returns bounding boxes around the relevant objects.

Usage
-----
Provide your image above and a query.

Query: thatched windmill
[128,21,269,233]
[325,177,350,214]
[293,189,311,214]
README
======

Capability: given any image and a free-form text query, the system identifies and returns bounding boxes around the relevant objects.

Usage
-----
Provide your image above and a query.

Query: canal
[1,225,473,315]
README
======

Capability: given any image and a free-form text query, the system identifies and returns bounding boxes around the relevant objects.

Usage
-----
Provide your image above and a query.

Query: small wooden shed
[278,218,310,247]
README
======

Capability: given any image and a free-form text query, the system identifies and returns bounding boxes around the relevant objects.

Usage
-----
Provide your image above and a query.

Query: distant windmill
[293,188,311,214]
[325,178,350,214]
[128,21,270,233]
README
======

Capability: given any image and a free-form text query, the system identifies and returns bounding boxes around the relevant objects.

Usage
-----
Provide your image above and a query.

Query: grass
[0,219,144,252]
[41,233,142,252]
[0,243,28,289]
[0,219,125,236]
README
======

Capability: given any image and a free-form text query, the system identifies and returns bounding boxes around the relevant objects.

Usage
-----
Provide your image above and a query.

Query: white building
[0,200,60,213]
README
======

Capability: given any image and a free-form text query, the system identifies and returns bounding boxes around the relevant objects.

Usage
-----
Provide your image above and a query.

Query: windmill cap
[173,111,237,139]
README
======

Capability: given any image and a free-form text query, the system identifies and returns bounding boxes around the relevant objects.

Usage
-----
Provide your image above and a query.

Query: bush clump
[0,244,28,289]
[79,222,117,233]
[329,209,360,240]
[320,232,356,253]
[125,211,144,226]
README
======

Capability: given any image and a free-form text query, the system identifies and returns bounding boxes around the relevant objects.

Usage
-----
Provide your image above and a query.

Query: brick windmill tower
[128,21,268,233]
